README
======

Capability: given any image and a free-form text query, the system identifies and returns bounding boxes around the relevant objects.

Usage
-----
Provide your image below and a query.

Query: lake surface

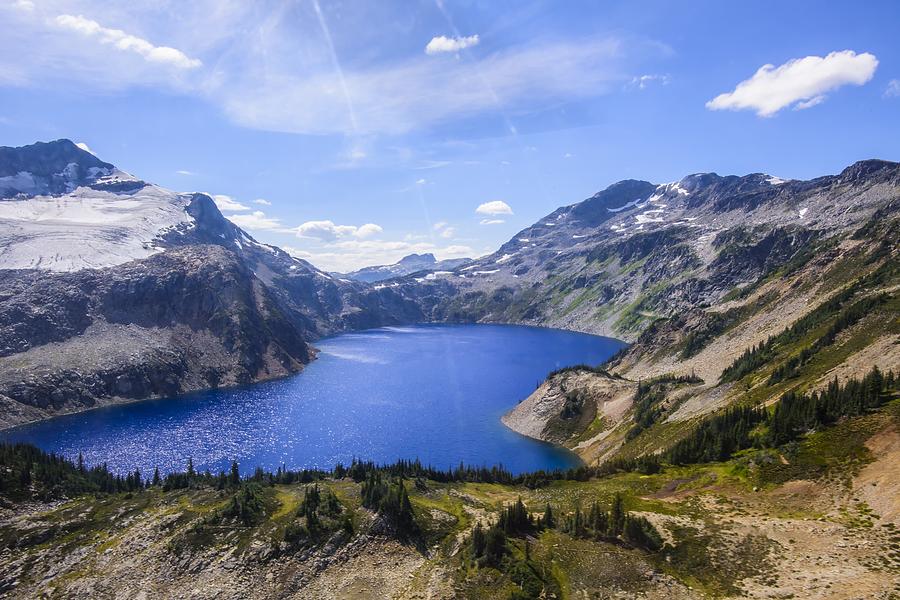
[2,324,624,475]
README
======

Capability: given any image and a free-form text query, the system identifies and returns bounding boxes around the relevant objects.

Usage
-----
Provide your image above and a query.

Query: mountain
[1,139,897,449]
[0,140,427,427]
[483,163,899,464]
[338,252,472,283]
[1,142,899,599]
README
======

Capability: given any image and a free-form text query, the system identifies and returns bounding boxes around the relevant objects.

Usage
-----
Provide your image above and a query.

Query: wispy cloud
[227,210,286,232]
[475,200,513,216]
[253,198,272,206]
[75,141,94,154]
[425,34,479,55]
[479,218,505,225]
[212,194,250,212]
[629,73,670,89]
[885,79,900,98]
[220,36,627,135]
[707,50,877,116]
[54,14,201,70]
[175,169,195,176]
[432,221,456,239]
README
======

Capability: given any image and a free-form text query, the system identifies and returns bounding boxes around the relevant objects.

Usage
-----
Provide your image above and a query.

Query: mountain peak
[0,139,118,198]
[398,253,436,265]
[0,139,113,178]
[838,159,900,183]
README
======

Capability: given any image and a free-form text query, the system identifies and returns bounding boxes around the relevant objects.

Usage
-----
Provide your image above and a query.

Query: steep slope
[0,141,426,427]
[412,161,899,341]
[492,165,899,464]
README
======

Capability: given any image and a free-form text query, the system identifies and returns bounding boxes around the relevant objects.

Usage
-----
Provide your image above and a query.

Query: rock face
[403,160,900,342]
[469,164,899,464]
[0,141,430,427]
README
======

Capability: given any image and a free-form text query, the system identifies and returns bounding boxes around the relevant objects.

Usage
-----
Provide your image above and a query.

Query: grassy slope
[2,399,898,598]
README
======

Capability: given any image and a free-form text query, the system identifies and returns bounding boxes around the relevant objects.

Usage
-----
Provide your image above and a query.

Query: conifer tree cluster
[361,473,417,536]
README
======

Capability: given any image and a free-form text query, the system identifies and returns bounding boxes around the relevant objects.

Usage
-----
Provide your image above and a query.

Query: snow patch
[607,197,643,213]
[0,184,194,271]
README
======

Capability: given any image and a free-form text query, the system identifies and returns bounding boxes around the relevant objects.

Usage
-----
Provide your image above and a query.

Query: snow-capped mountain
[0,140,428,427]
[339,252,471,283]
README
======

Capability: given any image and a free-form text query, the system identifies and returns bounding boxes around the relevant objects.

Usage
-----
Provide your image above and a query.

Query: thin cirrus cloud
[479,219,505,225]
[253,198,272,206]
[475,200,513,216]
[707,50,878,117]
[220,36,628,135]
[425,34,479,55]
[885,79,900,98]
[0,3,651,136]
[54,14,201,70]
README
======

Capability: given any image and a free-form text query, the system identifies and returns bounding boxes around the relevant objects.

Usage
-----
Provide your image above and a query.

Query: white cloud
[355,223,383,238]
[54,14,201,70]
[253,198,272,206]
[475,200,513,216]
[295,220,383,241]
[175,169,195,176]
[226,210,285,232]
[12,0,34,11]
[479,219,505,225]
[416,178,427,185]
[425,34,480,55]
[75,141,94,154]
[885,79,900,98]
[707,50,878,116]
[794,95,826,110]
[431,221,455,239]
[284,240,473,272]
[212,194,251,212]
[629,73,670,89]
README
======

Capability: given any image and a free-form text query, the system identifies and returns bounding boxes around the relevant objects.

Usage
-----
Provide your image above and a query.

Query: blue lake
[2,324,624,475]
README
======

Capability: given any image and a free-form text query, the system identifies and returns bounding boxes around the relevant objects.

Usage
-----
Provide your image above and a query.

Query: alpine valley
[1,139,898,599]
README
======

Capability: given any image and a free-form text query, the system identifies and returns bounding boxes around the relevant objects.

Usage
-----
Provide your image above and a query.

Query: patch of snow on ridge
[0,184,194,271]
[798,207,809,218]
[607,197,643,212]
[496,253,516,263]
[473,269,499,275]
[767,176,787,185]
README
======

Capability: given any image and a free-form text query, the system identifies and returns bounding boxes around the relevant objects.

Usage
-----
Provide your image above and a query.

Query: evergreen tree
[230,460,240,487]
[542,503,555,529]
[609,493,625,537]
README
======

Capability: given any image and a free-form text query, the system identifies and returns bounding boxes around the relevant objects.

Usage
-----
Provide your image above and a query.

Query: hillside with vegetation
[1,367,897,598]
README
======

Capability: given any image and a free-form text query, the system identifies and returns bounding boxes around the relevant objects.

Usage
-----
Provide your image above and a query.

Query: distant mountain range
[336,253,472,283]
[1,139,897,446]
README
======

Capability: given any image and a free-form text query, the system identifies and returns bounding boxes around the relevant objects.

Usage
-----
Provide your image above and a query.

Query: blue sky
[1,0,899,271]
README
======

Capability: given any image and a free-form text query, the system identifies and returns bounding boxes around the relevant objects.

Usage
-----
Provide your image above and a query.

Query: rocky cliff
[0,141,429,427]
